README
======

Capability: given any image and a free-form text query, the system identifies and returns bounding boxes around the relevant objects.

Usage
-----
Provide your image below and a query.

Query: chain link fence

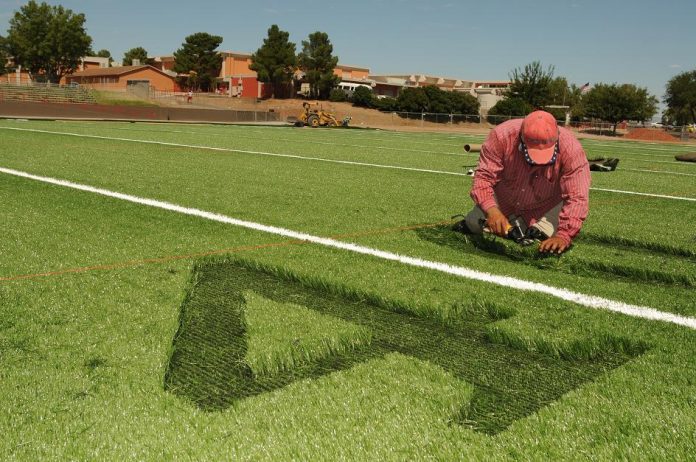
[0,81,96,104]
[376,110,696,141]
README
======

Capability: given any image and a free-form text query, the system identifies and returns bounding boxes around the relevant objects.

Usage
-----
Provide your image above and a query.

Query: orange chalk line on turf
[2,165,695,331]
[0,241,301,282]
[1,126,694,202]
[0,221,452,283]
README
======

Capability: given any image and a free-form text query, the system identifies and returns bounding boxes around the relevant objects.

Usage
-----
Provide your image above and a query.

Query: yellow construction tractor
[293,102,350,128]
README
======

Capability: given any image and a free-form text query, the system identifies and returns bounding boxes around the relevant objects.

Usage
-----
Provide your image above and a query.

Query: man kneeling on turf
[455,110,590,254]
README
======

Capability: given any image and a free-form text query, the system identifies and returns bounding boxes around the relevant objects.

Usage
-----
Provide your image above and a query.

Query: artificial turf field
[0,119,695,460]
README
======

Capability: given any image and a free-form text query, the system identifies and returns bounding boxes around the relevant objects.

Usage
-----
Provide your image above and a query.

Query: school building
[215,51,373,99]
[1,56,110,85]
[2,50,510,114]
[64,65,180,92]
[368,74,509,113]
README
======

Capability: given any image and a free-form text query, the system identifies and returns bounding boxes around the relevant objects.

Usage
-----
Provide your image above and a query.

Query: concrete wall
[0,100,280,123]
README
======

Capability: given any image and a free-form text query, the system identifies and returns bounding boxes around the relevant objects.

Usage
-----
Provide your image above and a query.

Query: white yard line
[623,168,696,177]
[584,141,693,151]
[586,150,674,158]
[2,165,695,331]
[0,126,469,177]
[98,125,466,156]
[2,126,694,202]
[626,158,695,165]
[590,188,696,202]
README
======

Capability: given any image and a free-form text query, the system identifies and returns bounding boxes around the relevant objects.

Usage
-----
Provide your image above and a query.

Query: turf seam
[579,233,696,259]
[0,221,451,283]
[2,126,695,202]
[164,259,641,435]
[2,165,694,331]
[416,227,695,287]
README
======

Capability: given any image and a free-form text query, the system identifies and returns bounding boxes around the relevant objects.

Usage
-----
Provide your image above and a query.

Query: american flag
[580,82,591,94]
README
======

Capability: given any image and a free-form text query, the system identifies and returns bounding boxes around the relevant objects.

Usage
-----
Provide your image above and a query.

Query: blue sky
[1,0,694,107]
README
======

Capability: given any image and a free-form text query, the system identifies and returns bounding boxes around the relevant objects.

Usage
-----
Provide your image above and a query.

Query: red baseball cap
[521,111,559,165]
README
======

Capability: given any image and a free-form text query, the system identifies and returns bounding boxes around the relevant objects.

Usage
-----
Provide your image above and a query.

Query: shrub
[422,86,451,113]
[487,98,533,124]
[397,87,428,113]
[375,96,399,112]
[351,86,375,108]
[329,88,347,102]
[448,91,480,115]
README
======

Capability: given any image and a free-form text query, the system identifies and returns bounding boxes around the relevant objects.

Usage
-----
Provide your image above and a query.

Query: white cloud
[669,64,682,69]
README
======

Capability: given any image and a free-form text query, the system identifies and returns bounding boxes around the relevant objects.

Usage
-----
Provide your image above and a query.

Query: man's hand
[485,207,510,237]
[539,236,569,254]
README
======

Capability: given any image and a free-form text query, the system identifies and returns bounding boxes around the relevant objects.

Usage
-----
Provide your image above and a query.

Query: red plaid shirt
[470,119,590,244]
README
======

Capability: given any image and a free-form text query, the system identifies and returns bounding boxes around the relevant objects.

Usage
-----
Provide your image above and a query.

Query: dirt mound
[624,128,678,142]
[184,95,492,133]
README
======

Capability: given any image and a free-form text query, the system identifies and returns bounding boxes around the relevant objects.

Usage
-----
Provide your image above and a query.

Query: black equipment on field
[478,217,547,246]
[588,158,620,172]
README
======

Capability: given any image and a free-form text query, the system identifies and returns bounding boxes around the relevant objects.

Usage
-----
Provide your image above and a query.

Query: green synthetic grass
[417,226,696,287]
[0,120,693,314]
[164,259,639,434]
[243,291,372,376]
[1,119,695,459]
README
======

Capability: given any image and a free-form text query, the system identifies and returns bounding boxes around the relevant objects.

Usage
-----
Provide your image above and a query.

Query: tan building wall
[220,53,256,78]
[220,53,370,82]
[0,67,33,85]
[334,64,370,81]
[66,66,179,92]
[120,68,177,91]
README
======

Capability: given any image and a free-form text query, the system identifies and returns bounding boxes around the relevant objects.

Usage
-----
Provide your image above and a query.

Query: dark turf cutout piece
[164,259,641,435]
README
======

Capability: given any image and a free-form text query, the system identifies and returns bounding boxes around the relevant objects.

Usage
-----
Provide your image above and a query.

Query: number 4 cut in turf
[164,260,639,435]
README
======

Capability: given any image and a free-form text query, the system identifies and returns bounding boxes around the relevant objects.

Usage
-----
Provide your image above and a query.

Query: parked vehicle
[336,82,372,98]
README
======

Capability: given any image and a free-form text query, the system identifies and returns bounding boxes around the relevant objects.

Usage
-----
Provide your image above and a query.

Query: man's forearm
[470,182,498,213]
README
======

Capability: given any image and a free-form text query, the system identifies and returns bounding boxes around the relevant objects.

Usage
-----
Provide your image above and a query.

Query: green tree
[447,91,480,115]
[250,25,296,99]
[546,77,571,105]
[508,61,555,109]
[422,86,451,113]
[173,32,223,92]
[297,31,340,100]
[351,86,374,108]
[0,36,8,75]
[566,83,587,120]
[328,88,347,102]
[396,87,428,112]
[95,49,113,66]
[486,98,533,124]
[582,83,658,134]
[375,96,399,112]
[122,47,150,66]
[664,70,696,126]
[5,0,92,83]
